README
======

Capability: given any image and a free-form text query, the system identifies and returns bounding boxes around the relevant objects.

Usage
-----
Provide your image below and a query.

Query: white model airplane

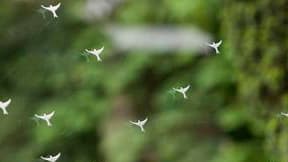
[173,85,190,99]
[35,111,55,126]
[280,112,288,117]
[0,99,11,115]
[41,3,61,18]
[85,46,104,62]
[207,40,222,54]
[129,118,148,132]
[41,152,61,162]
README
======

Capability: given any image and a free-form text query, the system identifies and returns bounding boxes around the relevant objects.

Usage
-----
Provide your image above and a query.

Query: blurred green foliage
[222,0,288,161]
[0,0,287,162]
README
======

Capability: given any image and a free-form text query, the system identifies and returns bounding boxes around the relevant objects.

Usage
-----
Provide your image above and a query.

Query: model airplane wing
[35,114,43,118]
[173,88,181,92]
[129,121,138,125]
[1,99,11,108]
[85,49,91,53]
[97,46,105,53]
[141,118,148,125]
[41,5,50,10]
[47,111,55,118]
[53,152,61,160]
[53,3,61,10]
[216,40,222,46]
[41,156,51,161]
[183,85,190,92]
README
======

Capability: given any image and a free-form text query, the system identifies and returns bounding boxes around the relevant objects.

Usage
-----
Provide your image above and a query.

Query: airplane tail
[1,108,8,115]
[183,93,187,99]
[140,126,145,132]
[47,120,52,126]
[53,13,58,18]
[96,55,102,62]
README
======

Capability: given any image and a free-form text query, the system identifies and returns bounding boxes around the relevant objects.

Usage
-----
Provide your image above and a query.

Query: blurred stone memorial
[84,0,212,53]
[105,25,212,53]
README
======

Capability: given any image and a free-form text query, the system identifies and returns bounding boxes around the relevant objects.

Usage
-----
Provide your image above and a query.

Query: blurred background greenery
[0,0,287,162]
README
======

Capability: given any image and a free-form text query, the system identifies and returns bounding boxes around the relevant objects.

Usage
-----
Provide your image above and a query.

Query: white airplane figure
[207,40,222,54]
[35,111,55,126]
[0,99,11,115]
[41,3,61,18]
[129,118,148,132]
[280,112,288,117]
[173,85,190,99]
[85,46,104,62]
[41,152,61,162]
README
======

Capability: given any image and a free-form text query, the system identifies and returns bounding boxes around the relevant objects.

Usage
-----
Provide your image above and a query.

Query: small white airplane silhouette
[35,111,55,126]
[280,112,288,117]
[129,118,148,132]
[41,152,61,162]
[0,99,11,115]
[173,85,190,99]
[41,3,61,18]
[85,46,104,62]
[207,40,222,54]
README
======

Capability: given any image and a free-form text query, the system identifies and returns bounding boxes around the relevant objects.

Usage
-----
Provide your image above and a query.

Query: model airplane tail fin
[53,12,58,18]
[183,93,187,99]
[96,55,102,62]
[140,126,145,132]
[47,120,52,126]
[2,108,8,115]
